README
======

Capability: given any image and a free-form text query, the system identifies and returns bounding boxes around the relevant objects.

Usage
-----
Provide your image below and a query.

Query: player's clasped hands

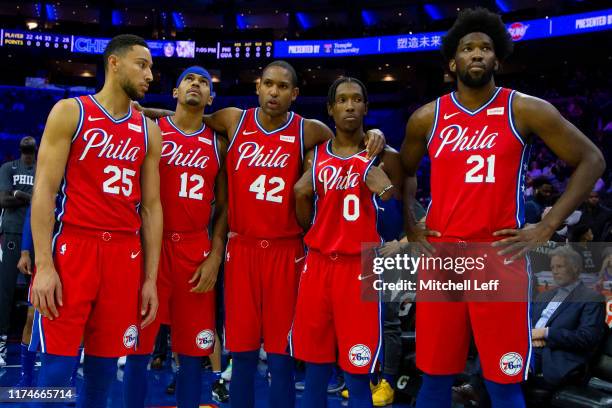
[492,222,556,261]
[365,163,392,196]
[30,263,63,321]
[363,129,385,159]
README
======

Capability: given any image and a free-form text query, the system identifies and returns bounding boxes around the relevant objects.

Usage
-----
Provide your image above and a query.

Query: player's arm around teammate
[294,149,315,231]
[190,135,229,293]
[139,117,163,327]
[30,98,79,319]
[492,94,605,259]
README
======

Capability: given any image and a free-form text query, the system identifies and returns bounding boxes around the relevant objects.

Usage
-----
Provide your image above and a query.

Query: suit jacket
[531,281,606,386]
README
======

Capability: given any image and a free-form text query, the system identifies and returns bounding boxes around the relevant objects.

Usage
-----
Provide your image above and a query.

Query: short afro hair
[327,77,368,106]
[441,7,514,62]
[103,34,148,71]
[262,60,298,87]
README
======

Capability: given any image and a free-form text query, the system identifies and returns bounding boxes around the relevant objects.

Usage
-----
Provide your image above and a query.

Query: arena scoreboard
[1,29,71,50]
[195,41,273,60]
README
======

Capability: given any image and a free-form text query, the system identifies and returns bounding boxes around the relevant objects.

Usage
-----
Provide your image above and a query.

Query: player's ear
[291,86,299,101]
[255,78,261,96]
[172,88,178,99]
[108,54,119,73]
[364,102,368,116]
[327,103,333,117]
[207,95,214,106]
[449,58,457,74]
[494,59,500,72]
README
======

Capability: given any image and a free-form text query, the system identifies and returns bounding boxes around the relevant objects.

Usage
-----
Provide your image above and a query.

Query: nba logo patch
[280,135,295,143]
[499,352,523,376]
[196,330,214,350]
[123,325,138,349]
[348,344,371,367]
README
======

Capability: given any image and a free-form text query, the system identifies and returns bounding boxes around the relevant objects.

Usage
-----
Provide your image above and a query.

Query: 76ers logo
[196,330,214,350]
[499,352,523,376]
[348,344,371,367]
[123,325,138,349]
[508,22,529,41]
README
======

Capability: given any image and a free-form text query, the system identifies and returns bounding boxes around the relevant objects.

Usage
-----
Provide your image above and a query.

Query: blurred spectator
[579,191,612,242]
[570,223,598,274]
[530,246,606,390]
[525,177,554,224]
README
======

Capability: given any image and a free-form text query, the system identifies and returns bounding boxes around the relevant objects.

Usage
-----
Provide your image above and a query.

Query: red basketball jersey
[426,87,530,240]
[56,95,148,233]
[226,108,304,239]
[305,140,382,255]
[158,116,220,232]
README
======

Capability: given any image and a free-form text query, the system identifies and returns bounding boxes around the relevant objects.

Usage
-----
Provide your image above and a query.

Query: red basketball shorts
[224,234,303,354]
[30,225,142,357]
[416,243,531,384]
[290,250,382,374]
[136,231,216,356]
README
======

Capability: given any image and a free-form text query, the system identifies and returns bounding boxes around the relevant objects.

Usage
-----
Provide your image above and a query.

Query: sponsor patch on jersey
[348,344,371,367]
[198,136,212,145]
[280,135,295,143]
[196,329,215,350]
[487,107,505,116]
[499,352,523,376]
[128,123,142,133]
[123,325,138,349]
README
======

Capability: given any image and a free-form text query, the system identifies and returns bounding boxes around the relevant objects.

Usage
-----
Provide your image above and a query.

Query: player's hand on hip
[364,129,385,159]
[17,251,32,275]
[405,225,441,257]
[190,256,220,293]
[31,263,63,320]
[492,222,555,261]
[140,279,158,329]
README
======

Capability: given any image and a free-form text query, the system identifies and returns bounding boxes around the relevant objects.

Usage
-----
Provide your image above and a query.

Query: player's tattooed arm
[295,149,315,232]
[302,119,386,159]
[400,102,441,251]
[191,135,229,293]
[493,93,605,259]
[30,98,79,320]
[140,117,163,328]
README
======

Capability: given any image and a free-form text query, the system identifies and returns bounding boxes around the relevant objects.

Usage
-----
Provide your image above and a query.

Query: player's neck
[334,128,366,152]
[95,84,132,119]
[173,106,205,134]
[454,81,497,110]
[256,108,289,131]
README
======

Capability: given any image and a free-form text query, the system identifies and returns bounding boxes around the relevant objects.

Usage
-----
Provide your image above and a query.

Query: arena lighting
[424,4,443,21]
[495,0,511,13]
[382,74,395,81]
[26,21,38,30]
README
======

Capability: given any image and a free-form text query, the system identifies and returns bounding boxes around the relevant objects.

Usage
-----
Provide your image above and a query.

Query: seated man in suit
[531,245,607,389]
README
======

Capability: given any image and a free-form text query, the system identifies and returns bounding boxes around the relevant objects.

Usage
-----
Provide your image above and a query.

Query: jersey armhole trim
[299,117,305,163]
[425,98,440,148]
[141,112,149,154]
[227,109,247,152]
[72,97,85,142]
[508,90,527,146]
[213,131,221,167]
[311,145,318,193]
[363,155,378,183]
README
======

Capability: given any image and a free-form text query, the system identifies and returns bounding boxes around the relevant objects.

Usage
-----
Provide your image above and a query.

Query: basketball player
[30,34,162,407]
[139,60,385,408]
[291,77,403,408]
[123,66,228,408]
[400,8,605,408]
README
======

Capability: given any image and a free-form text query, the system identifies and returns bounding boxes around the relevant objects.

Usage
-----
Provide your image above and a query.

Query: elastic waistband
[307,248,363,262]
[59,225,139,243]
[228,232,302,249]
[164,230,208,242]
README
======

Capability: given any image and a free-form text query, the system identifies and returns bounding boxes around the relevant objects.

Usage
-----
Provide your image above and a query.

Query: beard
[457,66,495,88]
[121,78,143,100]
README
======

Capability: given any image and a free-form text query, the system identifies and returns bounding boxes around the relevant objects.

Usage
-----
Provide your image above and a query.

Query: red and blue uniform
[291,140,383,374]
[31,95,148,357]
[136,116,220,356]
[224,107,305,354]
[418,87,532,383]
